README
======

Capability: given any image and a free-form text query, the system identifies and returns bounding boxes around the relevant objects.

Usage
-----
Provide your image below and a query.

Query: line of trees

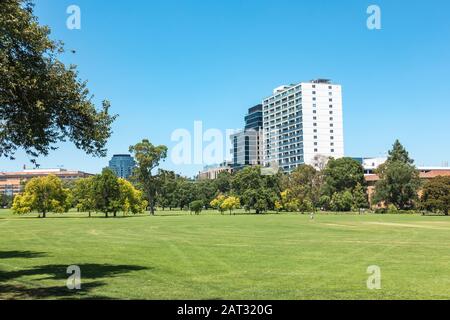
[8,139,450,217]
[12,168,147,218]
[152,140,448,215]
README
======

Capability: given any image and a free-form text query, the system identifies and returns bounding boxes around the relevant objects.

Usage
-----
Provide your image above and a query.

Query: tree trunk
[42,212,46,218]
[149,193,155,215]
[89,211,91,218]
[113,211,117,218]
[105,212,108,218]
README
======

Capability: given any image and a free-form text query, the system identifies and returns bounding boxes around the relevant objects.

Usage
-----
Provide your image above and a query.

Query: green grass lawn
[0,209,449,300]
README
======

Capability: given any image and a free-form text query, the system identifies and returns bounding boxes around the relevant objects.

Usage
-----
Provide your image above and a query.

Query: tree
[129,139,168,214]
[118,178,147,215]
[330,191,353,212]
[189,200,203,215]
[91,168,121,218]
[73,177,95,217]
[352,183,369,211]
[176,178,196,210]
[195,179,217,209]
[275,190,300,212]
[0,193,13,208]
[0,0,116,162]
[321,158,366,197]
[12,174,69,217]
[210,195,226,214]
[387,139,414,164]
[288,165,321,208]
[156,170,178,210]
[420,176,450,215]
[220,196,240,215]
[374,140,421,210]
[232,166,279,214]
[214,171,232,194]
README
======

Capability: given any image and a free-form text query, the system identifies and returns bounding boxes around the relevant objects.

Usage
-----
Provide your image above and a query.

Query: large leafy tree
[232,166,279,214]
[374,140,421,210]
[91,168,121,218]
[0,0,116,162]
[118,178,147,215]
[129,139,168,214]
[321,157,366,196]
[420,176,450,215]
[73,176,95,217]
[288,165,321,208]
[12,174,70,217]
[156,170,178,210]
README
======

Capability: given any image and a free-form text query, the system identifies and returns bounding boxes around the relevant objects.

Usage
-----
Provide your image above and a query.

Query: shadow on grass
[0,250,47,259]
[0,251,149,299]
[0,281,110,300]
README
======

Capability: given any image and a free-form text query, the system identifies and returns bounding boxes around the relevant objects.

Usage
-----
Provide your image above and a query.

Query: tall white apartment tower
[262,79,344,172]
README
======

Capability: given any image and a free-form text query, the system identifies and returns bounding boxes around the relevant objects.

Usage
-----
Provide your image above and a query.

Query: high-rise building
[262,79,344,172]
[108,154,136,178]
[230,105,263,170]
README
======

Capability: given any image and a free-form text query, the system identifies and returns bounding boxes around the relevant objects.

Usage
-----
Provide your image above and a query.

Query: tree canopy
[374,140,421,210]
[420,176,450,215]
[0,0,116,161]
[129,139,168,214]
[12,174,70,217]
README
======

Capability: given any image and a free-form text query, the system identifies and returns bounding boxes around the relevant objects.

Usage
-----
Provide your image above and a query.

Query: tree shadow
[0,250,47,259]
[0,256,149,300]
[0,281,110,300]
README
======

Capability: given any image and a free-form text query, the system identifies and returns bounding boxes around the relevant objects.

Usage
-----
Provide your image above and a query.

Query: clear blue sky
[2,0,450,177]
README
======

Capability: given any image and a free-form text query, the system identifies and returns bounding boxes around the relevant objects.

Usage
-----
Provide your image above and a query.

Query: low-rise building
[365,166,450,204]
[0,168,93,196]
[197,162,232,180]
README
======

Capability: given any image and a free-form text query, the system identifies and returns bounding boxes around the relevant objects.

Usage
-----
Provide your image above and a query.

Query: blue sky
[2,0,450,177]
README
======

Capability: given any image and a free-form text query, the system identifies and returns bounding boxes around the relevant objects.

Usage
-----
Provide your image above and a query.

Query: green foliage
[319,195,331,211]
[214,171,232,194]
[232,166,279,214]
[387,139,414,165]
[1,193,13,208]
[73,176,95,216]
[330,191,353,212]
[91,168,121,218]
[420,176,450,215]
[156,170,178,210]
[374,160,421,210]
[387,204,399,214]
[129,139,168,214]
[352,183,369,210]
[0,0,116,162]
[12,174,70,217]
[321,158,366,197]
[189,200,203,215]
[288,165,321,208]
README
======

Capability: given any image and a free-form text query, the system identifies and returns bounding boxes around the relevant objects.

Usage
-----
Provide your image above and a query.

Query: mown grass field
[0,209,449,300]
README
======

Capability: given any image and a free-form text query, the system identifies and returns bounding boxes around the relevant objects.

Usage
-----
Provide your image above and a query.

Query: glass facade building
[230,105,263,170]
[108,154,136,179]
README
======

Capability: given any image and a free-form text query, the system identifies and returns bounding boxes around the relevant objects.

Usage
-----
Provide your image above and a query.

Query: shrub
[189,200,203,215]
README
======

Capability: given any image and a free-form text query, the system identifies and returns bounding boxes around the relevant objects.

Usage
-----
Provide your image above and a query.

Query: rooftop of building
[264,78,336,99]
[0,168,93,177]
[111,154,133,158]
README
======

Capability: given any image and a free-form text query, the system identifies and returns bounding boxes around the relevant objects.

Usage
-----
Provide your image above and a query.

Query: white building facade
[262,79,344,172]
